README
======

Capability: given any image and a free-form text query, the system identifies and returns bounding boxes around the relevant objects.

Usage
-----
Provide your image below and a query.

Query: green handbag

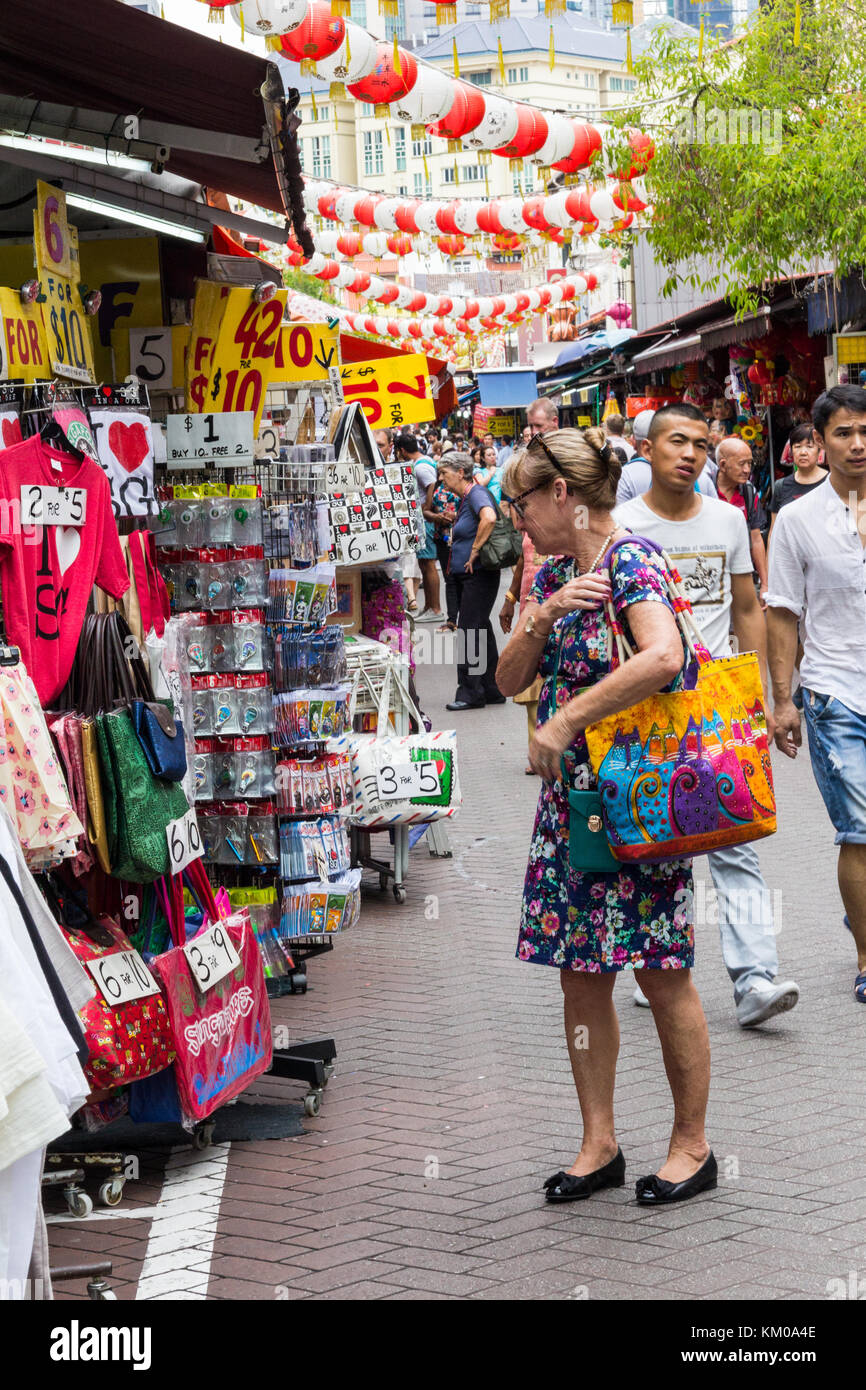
[95,709,189,883]
[551,615,620,874]
[478,505,524,570]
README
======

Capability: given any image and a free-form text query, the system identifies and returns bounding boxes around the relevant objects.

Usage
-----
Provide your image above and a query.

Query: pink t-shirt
[0,437,129,704]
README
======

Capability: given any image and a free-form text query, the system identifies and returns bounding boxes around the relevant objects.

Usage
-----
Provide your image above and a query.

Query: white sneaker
[415,609,446,623]
[736,979,800,1028]
[633,984,651,1007]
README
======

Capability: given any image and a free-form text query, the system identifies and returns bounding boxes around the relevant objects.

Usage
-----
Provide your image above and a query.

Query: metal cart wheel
[192,1121,216,1151]
[304,1089,322,1117]
[393,884,407,904]
[64,1186,93,1219]
[290,970,307,994]
[98,1177,125,1207]
[323,1064,336,1084]
[87,1278,117,1301]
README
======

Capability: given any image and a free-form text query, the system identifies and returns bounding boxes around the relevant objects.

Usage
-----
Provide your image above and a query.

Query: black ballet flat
[635,1151,717,1206]
[543,1148,626,1203]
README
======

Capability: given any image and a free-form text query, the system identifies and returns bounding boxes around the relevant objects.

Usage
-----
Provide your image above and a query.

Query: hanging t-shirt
[0,437,129,704]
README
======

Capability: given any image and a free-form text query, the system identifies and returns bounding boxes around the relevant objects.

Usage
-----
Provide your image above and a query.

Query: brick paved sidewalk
[48,632,866,1301]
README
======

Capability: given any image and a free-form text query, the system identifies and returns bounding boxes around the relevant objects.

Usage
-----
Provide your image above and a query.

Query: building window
[361,103,374,117]
[584,72,596,88]
[384,1,405,40]
[512,158,532,196]
[442,166,456,184]
[312,135,331,179]
[364,130,383,176]
[350,0,366,23]
[610,76,624,91]
[468,70,492,86]
[412,135,433,157]
[461,164,484,182]
[396,184,408,196]
[413,172,433,197]
[507,66,529,83]
[313,104,330,123]
[395,126,406,171]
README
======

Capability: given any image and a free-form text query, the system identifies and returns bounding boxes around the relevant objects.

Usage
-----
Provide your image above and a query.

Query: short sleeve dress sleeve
[527,555,571,606]
[610,540,673,619]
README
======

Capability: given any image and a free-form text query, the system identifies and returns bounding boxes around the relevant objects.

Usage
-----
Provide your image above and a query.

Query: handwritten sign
[33,184,95,383]
[85,949,160,1006]
[340,353,433,428]
[35,181,72,280]
[166,411,255,469]
[166,806,204,874]
[376,760,440,801]
[19,484,87,527]
[272,322,339,383]
[186,280,288,433]
[337,528,404,564]
[183,920,241,993]
[0,287,48,384]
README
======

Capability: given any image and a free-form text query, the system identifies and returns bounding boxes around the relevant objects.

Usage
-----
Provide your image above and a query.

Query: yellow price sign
[39,267,96,383]
[272,322,339,382]
[488,414,515,437]
[186,281,288,433]
[339,352,434,428]
[35,180,72,280]
[0,287,49,383]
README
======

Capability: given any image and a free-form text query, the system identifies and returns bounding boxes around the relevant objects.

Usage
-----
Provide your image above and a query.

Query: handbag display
[350,663,462,827]
[53,892,175,1093]
[148,860,273,1122]
[580,537,777,865]
[95,707,189,882]
[81,718,112,876]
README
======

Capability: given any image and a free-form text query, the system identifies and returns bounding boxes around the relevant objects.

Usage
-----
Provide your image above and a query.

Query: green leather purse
[551,617,620,875]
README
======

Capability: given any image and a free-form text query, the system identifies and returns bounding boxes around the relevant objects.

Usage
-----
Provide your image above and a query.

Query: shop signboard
[165,411,255,469]
[487,413,515,438]
[0,287,49,384]
[272,322,339,383]
[339,353,433,428]
[186,280,288,433]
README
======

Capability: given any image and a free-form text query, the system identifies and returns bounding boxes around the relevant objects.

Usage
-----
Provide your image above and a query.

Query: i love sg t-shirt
[0,437,129,704]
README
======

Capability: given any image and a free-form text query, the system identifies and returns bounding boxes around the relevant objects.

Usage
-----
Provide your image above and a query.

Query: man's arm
[766,607,802,758]
[730,572,773,741]
[750,529,769,600]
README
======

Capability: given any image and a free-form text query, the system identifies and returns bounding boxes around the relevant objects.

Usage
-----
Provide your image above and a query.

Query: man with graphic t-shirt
[615,403,800,1029]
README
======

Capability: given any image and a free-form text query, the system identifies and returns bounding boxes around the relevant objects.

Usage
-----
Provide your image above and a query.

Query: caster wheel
[379,872,389,892]
[393,884,406,904]
[304,1090,322,1117]
[291,972,307,994]
[192,1122,215,1151]
[98,1177,125,1208]
[65,1189,93,1219]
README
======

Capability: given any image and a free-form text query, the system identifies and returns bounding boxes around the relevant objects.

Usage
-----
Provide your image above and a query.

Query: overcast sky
[163,0,269,58]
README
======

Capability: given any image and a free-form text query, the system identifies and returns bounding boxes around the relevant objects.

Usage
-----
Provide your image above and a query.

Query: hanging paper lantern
[611,213,635,231]
[373,283,400,304]
[316,260,341,280]
[462,300,480,319]
[315,24,378,86]
[612,181,647,213]
[287,250,306,267]
[434,200,461,235]
[432,319,449,337]
[408,292,428,312]
[333,190,362,222]
[531,112,576,167]
[421,339,434,352]
[464,95,519,151]
[553,121,602,174]
[394,200,422,234]
[501,293,518,314]
[434,296,454,315]
[521,196,550,233]
[583,272,598,291]
[306,251,328,274]
[360,232,388,258]
[546,283,564,306]
[386,320,401,337]
[476,201,504,234]
[492,104,548,160]
[279,2,344,70]
[347,272,371,293]
[496,197,527,234]
[428,82,486,140]
[453,200,483,235]
[387,232,413,256]
[336,231,363,256]
[491,297,506,316]
[353,195,382,227]
[615,130,655,181]
[506,311,523,323]
[514,292,530,312]
[347,42,418,114]
[436,235,466,258]
[588,187,617,225]
[395,64,456,129]
[542,190,571,229]
[493,231,521,252]
[318,188,345,219]
[333,265,356,287]
[229,0,307,39]
[408,322,423,338]
[413,204,442,236]
[374,198,406,233]
[316,229,339,254]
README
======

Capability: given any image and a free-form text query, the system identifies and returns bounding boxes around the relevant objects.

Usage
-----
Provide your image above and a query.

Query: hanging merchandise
[88,397,157,519]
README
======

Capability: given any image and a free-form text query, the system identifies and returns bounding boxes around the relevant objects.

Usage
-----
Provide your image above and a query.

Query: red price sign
[185,281,288,433]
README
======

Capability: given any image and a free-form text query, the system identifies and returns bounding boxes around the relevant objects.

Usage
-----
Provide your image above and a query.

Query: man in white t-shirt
[617,408,718,505]
[615,402,800,1028]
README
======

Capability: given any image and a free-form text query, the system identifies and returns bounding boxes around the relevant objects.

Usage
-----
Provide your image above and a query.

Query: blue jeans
[707,842,779,1002]
[802,689,866,845]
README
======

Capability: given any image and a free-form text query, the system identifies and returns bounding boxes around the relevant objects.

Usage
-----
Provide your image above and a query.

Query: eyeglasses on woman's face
[502,433,569,518]
[501,482,546,520]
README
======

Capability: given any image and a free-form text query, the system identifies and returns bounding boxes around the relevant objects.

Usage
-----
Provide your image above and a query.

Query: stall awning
[0,0,298,216]
[699,306,773,353]
[476,368,538,407]
[630,333,705,371]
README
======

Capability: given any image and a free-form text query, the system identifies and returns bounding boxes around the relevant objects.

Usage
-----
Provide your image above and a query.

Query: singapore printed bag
[349,662,461,826]
[582,537,777,865]
[149,860,272,1121]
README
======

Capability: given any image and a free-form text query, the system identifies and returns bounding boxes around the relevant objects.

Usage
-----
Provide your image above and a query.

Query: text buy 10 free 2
[166,412,254,468]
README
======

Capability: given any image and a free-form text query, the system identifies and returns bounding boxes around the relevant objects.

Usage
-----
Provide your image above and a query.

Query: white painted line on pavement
[136,1143,231,1301]
[47,1208,162,1223]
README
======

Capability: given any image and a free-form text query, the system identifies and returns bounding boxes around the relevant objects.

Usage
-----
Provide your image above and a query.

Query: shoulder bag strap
[599,535,705,669]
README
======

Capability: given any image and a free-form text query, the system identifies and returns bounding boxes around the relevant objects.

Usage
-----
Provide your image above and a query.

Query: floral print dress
[516,542,695,973]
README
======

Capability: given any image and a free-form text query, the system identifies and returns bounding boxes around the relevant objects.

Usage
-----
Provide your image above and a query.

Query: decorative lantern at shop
[394,200,422,234]
[606,298,632,328]
[351,195,381,228]
[521,196,550,233]
[374,283,401,304]
[315,260,341,280]
[407,292,428,312]
[611,213,634,232]
[279,2,345,72]
[372,197,404,232]
[453,200,483,235]
[229,0,307,41]
[476,201,504,235]
[616,130,655,180]
[463,94,519,151]
[347,43,418,117]
[493,231,521,252]
[346,272,371,292]
[531,111,577,168]
[433,201,461,235]
[612,180,648,214]
[428,82,487,141]
[588,186,618,226]
[491,104,548,166]
[336,232,364,256]
[315,25,379,94]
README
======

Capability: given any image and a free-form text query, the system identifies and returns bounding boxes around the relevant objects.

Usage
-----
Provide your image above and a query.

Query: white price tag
[166,411,254,469]
[129,327,173,389]
[376,759,440,801]
[328,364,344,405]
[166,807,204,874]
[337,528,405,564]
[327,459,365,495]
[183,921,242,992]
[85,950,160,1005]
[19,484,86,526]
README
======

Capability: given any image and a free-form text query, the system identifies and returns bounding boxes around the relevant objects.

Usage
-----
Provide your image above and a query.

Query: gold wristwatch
[525,613,549,639]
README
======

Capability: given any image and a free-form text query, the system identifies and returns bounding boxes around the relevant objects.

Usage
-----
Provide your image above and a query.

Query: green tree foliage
[282,269,340,305]
[607,0,866,313]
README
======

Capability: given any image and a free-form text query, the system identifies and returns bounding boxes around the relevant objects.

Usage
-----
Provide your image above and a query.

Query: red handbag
[59,913,176,1093]
[150,860,272,1121]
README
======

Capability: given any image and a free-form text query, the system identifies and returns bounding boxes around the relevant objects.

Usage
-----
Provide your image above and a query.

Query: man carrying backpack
[714,436,769,606]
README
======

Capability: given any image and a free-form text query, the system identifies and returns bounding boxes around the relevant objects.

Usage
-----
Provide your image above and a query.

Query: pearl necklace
[574,526,622,578]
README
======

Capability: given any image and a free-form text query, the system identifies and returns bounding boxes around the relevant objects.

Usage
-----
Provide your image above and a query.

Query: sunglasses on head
[502,433,568,518]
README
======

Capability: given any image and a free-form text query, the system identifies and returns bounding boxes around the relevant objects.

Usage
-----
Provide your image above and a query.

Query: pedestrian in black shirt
[768,424,828,538]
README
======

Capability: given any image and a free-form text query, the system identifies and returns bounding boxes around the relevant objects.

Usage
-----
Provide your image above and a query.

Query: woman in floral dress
[498,427,716,1209]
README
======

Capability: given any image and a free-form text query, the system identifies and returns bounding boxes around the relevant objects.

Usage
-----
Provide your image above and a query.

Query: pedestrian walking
[438,453,505,712]
[617,409,718,504]
[767,423,828,538]
[767,384,866,1002]
[395,432,444,623]
[497,426,716,1207]
[615,403,800,1027]
[714,437,769,604]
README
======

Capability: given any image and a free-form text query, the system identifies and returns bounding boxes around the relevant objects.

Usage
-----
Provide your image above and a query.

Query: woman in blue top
[437,453,505,711]
[497,426,715,1210]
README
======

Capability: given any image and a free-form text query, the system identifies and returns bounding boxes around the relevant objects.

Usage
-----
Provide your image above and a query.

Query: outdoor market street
[47,628,865,1302]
